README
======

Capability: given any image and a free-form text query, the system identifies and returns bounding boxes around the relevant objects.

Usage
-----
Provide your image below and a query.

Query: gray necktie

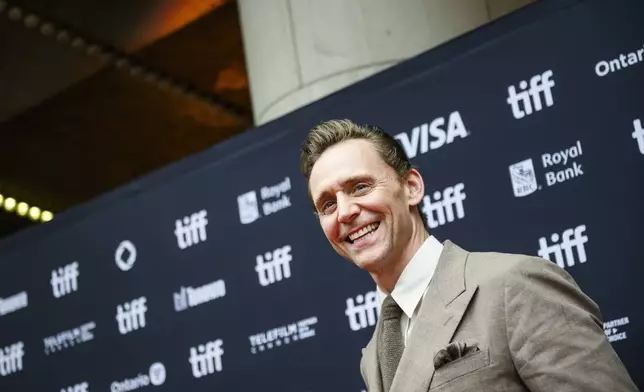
[378,295,404,392]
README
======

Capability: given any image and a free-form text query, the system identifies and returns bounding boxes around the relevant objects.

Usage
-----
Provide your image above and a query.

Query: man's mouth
[346,222,380,244]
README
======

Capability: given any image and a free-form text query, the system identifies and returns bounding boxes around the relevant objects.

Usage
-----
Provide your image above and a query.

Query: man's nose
[337,194,359,223]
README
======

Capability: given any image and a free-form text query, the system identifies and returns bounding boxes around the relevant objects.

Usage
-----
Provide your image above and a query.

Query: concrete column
[238,0,533,125]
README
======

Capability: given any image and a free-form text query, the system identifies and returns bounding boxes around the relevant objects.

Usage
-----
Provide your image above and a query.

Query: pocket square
[433,341,480,370]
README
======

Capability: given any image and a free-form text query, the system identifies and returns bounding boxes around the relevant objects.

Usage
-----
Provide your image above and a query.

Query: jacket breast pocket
[430,347,490,389]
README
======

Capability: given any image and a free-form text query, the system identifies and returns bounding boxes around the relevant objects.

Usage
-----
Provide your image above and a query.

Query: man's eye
[321,201,336,214]
[353,183,370,193]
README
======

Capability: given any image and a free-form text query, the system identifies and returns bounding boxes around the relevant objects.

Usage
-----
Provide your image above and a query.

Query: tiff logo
[633,119,644,155]
[61,382,88,392]
[256,245,292,287]
[116,297,148,335]
[175,209,208,249]
[189,339,224,379]
[538,225,588,269]
[0,342,24,377]
[345,291,379,331]
[507,70,555,119]
[51,261,79,298]
[422,183,467,228]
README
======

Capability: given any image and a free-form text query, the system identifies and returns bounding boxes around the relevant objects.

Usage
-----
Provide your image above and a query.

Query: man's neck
[372,225,429,294]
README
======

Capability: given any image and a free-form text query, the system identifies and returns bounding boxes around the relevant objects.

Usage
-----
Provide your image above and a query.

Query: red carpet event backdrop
[0,0,642,390]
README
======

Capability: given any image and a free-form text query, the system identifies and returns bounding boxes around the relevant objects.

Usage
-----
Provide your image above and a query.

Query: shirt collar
[377,235,444,319]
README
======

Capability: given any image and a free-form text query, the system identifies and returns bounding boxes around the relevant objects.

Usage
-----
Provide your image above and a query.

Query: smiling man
[299,119,638,392]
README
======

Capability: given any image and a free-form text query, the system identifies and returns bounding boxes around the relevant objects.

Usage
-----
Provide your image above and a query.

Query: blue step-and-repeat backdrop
[1,0,642,390]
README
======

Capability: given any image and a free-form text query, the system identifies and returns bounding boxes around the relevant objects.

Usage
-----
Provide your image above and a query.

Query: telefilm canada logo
[237,177,292,224]
[110,362,166,392]
[0,290,28,317]
[394,111,470,159]
[43,321,96,355]
[248,316,318,354]
[509,140,585,198]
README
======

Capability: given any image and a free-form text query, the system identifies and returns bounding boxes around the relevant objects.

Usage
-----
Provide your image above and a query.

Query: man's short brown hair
[299,119,428,228]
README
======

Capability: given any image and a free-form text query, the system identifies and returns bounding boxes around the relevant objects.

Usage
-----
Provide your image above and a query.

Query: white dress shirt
[377,235,443,345]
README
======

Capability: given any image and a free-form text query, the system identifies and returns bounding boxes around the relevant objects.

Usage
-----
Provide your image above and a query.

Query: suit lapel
[362,320,383,392]
[389,241,478,392]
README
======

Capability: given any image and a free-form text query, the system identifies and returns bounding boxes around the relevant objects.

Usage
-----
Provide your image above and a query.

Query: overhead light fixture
[0,193,54,223]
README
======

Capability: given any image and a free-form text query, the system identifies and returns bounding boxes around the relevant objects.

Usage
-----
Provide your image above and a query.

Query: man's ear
[405,168,425,207]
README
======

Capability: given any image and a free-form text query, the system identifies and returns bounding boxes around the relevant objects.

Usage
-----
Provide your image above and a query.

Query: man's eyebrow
[312,175,373,207]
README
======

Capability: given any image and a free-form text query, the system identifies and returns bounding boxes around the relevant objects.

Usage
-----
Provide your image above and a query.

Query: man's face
[308,139,419,273]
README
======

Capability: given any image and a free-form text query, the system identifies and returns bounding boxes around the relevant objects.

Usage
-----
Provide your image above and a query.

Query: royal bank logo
[394,111,470,159]
[238,177,292,224]
[61,381,89,392]
[174,279,226,312]
[509,159,538,197]
[345,291,379,331]
[256,245,292,287]
[189,339,224,379]
[51,261,79,298]
[604,316,630,343]
[115,240,137,271]
[507,70,555,119]
[249,316,317,354]
[633,118,644,155]
[508,140,585,198]
[421,183,466,228]
[175,209,208,249]
[43,321,95,355]
[537,224,588,269]
[110,362,166,392]
[0,341,24,377]
[0,291,28,317]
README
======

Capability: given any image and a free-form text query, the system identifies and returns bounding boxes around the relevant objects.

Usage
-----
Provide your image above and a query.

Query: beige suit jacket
[360,240,639,392]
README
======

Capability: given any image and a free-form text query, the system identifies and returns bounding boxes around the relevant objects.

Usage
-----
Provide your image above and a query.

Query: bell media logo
[256,245,293,287]
[507,69,555,119]
[51,261,79,298]
[189,339,224,379]
[421,183,466,228]
[0,341,24,377]
[633,118,644,155]
[0,290,28,317]
[110,362,166,392]
[394,111,470,159]
[345,291,379,331]
[537,224,588,269]
[115,240,137,271]
[43,321,95,355]
[238,177,292,224]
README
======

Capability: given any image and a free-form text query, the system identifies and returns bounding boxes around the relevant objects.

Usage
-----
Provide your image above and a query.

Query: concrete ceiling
[0,0,253,235]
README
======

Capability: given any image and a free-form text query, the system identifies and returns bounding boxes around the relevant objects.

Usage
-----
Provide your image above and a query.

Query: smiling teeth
[349,223,379,241]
